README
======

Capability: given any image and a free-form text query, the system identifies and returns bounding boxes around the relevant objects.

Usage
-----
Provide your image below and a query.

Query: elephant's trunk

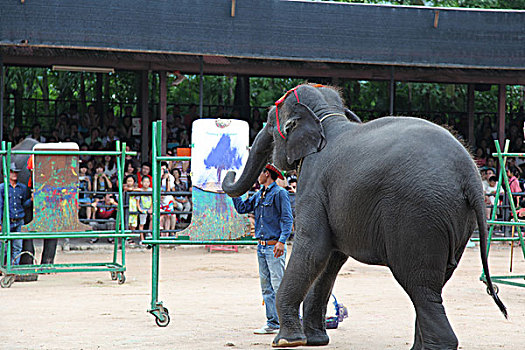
[222,125,273,197]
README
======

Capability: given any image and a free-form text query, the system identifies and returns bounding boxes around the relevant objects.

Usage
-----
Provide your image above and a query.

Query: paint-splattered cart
[144,120,257,327]
[0,141,139,288]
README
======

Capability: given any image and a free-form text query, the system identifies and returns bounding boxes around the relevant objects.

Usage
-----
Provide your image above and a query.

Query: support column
[0,56,4,144]
[498,84,506,145]
[199,56,204,119]
[467,84,475,147]
[159,71,167,154]
[234,75,250,120]
[389,67,395,116]
[140,71,150,162]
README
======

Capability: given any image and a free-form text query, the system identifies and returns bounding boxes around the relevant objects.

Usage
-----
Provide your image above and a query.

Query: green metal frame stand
[144,121,257,327]
[0,141,140,288]
[472,139,525,293]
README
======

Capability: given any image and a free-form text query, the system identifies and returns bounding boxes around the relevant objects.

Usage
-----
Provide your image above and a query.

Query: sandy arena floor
[1,243,524,349]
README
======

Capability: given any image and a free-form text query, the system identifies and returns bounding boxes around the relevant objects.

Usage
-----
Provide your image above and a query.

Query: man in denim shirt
[0,163,32,265]
[232,163,293,334]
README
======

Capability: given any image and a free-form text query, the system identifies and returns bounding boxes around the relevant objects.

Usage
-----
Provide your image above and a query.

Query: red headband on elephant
[274,84,325,140]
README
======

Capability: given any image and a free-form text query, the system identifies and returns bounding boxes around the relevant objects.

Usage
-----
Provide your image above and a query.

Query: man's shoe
[254,325,279,334]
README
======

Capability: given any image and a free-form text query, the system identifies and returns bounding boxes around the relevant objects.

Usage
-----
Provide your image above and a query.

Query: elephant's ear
[283,102,326,164]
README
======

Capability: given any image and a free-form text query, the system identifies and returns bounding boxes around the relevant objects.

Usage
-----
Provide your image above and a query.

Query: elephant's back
[318,117,480,259]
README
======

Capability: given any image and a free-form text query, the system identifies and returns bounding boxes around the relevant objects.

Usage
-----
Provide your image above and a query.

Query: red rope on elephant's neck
[275,88,301,140]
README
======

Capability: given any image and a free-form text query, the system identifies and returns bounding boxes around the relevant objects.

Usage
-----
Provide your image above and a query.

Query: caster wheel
[155,311,170,327]
[161,307,169,315]
[1,275,15,288]
[117,272,126,285]
[110,271,118,281]
[486,284,499,296]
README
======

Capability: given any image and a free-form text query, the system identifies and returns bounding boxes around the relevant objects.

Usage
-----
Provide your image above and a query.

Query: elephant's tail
[472,190,508,319]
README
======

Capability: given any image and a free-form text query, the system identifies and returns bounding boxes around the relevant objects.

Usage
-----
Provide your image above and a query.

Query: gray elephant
[222,84,506,349]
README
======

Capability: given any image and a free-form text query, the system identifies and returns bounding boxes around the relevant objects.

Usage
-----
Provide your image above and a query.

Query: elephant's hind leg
[302,250,348,346]
[392,264,458,349]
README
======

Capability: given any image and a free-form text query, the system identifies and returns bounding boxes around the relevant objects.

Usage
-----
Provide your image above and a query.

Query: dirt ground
[1,243,524,350]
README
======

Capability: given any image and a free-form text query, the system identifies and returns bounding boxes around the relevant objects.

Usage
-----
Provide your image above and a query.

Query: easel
[475,139,525,292]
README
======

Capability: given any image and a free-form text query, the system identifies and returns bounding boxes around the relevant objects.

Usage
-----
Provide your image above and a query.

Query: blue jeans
[2,221,23,265]
[257,244,287,329]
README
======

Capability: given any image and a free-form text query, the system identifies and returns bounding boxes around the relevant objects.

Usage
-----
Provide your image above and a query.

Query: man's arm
[232,194,256,214]
[277,190,294,244]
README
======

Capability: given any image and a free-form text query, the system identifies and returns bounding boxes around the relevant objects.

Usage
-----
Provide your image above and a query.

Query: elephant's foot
[271,332,307,348]
[304,328,329,346]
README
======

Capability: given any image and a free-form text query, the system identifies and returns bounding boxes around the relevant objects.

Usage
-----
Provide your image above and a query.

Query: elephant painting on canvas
[222,84,506,349]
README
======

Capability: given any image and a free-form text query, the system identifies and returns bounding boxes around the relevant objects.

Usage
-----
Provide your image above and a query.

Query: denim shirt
[0,182,32,223]
[232,182,293,243]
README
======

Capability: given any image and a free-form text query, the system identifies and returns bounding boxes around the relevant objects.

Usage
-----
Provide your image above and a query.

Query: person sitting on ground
[137,176,153,242]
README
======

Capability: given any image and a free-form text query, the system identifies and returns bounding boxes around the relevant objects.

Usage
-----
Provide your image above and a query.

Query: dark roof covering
[1,1,524,83]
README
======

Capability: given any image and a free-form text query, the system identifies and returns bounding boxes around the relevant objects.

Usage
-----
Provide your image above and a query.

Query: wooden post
[467,84,475,147]
[159,71,167,154]
[498,84,506,145]
[140,70,150,162]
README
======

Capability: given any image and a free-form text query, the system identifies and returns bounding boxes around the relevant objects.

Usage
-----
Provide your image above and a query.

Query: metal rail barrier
[0,141,139,288]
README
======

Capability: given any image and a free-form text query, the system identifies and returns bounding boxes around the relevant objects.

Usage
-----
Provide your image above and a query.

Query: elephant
[222,84,507,349]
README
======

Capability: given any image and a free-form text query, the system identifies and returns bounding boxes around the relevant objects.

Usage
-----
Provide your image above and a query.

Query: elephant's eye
[283,120,296,135]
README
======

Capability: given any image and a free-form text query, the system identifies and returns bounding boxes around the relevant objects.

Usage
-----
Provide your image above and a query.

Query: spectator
[103,155,118,188]
[122,175,139,243]
[507,166,522,195]
[288,178,297,193]
[474,148,486,167]
[89,193,118,244]
[485,175,503,219]
[85,127,102,147]
[160,162,176,235]
[68,103,80,122]
[86,159,96,178]
[118,116,133,141]
[78,163,93,220]
[124,160,138,182]
[69,123,84,144]
[184,104,198,129]
[178,129,190,147]
[79,143,91,163]
[123,105,134,119]
[93,162,113,193]
[137,176,153,241]
[172,168,191,222]
[102,126,119,148]
[137,162,152,188]
[104,108,117,129]
[85,105,100,130]
[27,123,46,143]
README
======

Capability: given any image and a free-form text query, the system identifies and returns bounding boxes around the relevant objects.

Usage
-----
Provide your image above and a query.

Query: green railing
[0,141,140,288]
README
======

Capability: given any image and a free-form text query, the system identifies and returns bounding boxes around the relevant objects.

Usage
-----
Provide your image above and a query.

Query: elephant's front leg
[302,250,348,346]
[272,228,333,348]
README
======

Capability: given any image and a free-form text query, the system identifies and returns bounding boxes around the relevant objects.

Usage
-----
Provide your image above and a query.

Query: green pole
[118,141,128,267]
[150,121,161,310]
[5,142,12,271]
